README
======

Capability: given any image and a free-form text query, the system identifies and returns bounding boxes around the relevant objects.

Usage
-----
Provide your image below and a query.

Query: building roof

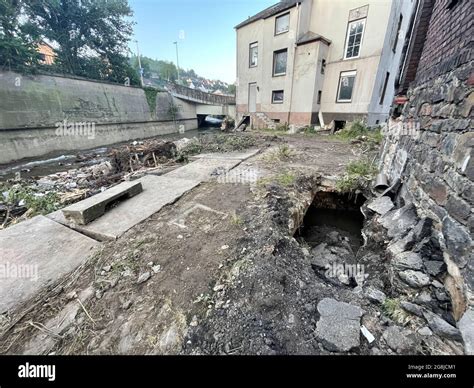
[296,31,332,46]
[235,0,300,29]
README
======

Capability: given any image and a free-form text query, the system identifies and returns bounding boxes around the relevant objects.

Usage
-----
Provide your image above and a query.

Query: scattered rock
[422,310,462,341]
[122,300,132,310]
[392,252,423,270]
[458,308,474,355]
[382,326,416,353]
[415,290,433,305]
[137,271,151,284]
[418,326,433,336]
[399,270,430,288]
[315,298,364,352]
[190,315,199,327]
[400,301,424,317]
[364,287,386,304]
[367,196,394,216]
[380,203,419,238]
[424,260,446,277]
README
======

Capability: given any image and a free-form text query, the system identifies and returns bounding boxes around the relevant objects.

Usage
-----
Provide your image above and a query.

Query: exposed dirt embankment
[0,131,463,355]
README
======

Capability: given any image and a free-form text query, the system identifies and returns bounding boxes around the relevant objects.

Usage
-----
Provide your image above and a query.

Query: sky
[127,0,276,84]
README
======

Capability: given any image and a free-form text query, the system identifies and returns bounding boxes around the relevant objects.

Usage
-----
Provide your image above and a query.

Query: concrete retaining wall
[0,71,198,164]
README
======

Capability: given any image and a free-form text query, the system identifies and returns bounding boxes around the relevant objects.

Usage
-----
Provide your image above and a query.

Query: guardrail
[167,83,235,105]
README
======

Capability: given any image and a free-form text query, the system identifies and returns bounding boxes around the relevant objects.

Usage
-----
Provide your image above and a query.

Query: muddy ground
[0,131,462,355]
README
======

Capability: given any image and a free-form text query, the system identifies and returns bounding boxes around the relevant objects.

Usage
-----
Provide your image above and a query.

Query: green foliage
[0,0,139,84]
[0,0,41,71]
[131,56,178,82]
[382,298,412,326]
[302,126,317,135]
[265,144,293,161]
[227,84,236,95]
[336,158,377,193]
[332,120,383,148]
[143,87,158,113]
[275,123,289,132]
[1,184,60,216]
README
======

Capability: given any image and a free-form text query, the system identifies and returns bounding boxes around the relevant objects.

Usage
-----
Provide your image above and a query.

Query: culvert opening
[295,191,366,253]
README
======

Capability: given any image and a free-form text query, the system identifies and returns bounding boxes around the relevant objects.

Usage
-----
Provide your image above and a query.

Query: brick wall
[415,0,473,84]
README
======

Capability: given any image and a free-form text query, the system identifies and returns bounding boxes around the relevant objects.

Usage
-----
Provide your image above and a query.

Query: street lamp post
[173,41,180,83]
[135,39,144,87]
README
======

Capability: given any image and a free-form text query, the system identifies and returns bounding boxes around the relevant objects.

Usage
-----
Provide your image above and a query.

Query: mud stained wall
[0,71,198,163]
[379,0,473,349]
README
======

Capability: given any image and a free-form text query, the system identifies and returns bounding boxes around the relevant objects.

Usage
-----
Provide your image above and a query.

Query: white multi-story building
[235,0,417,129]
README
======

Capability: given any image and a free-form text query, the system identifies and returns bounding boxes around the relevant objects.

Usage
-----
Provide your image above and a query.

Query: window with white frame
[337,71,356,102]
[273,49,287,76]
[272,90,284,104]
[344,19,365,59]
[275,13,290,35]
[249,42,258,67]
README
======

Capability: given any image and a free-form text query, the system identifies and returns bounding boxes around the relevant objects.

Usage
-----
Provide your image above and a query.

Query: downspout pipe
[287,1,302,126]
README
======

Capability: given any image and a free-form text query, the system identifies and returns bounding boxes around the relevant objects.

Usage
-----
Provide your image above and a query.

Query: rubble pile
[109,140,178,173]
[0,139,184,228]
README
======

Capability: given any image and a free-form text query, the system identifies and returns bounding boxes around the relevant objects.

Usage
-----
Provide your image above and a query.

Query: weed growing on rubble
[264,144,293,162]
[336,159,377,193]
[382,298,412,326]
[230,211,243,226]
[1,184,60,217]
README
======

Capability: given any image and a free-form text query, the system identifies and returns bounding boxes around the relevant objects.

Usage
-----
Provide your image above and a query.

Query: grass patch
[332,120,383,145]
[336,158,377,193]
[230,211,243,226]
[258,171,296,188]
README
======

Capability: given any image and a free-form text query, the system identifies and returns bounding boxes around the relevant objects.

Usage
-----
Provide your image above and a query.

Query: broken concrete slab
[315,298,364,352]
[0,216,100,313]
[367,196,394,215]
[48,175,200,241]
[189,148,261,162]
[164,158,242,182]
[62,180,143,225]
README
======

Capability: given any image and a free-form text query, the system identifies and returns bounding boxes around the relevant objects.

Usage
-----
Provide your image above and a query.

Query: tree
[0,0,40,71]
[227,84,236,95]
[24,0,136,83]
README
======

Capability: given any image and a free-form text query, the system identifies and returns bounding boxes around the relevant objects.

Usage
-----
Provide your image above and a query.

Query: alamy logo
[55,119,96,139]
[0,261,38,282]
[18,363,56,382]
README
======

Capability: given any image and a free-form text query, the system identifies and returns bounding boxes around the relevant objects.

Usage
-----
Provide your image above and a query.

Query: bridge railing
[167,83,235,105]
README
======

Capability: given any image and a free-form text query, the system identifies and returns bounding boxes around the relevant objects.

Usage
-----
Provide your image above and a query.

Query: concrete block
[62,180,143,225]
[48,175,200,241]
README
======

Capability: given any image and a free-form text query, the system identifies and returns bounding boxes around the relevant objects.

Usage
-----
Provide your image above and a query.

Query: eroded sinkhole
[295,191,366,253]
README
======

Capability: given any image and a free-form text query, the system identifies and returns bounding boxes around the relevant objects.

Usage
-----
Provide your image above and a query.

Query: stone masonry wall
[379,0,473,352]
